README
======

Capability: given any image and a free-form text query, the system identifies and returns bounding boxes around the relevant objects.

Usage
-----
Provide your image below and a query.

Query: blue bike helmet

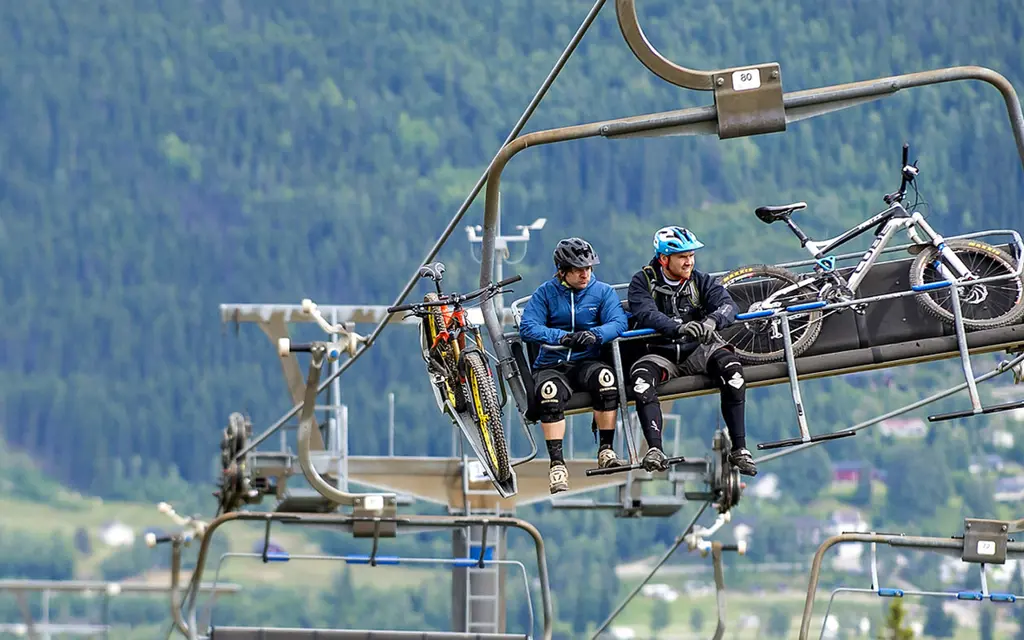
[653,226,704,256]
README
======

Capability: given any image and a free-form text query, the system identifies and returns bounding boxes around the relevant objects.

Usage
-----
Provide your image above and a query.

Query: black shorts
[534,359,616,397]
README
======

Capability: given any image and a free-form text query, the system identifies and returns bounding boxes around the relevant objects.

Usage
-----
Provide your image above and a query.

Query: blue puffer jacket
[518,276,629,369]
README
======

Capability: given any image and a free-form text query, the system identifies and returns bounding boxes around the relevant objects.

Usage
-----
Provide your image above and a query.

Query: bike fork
[913,214,973,279]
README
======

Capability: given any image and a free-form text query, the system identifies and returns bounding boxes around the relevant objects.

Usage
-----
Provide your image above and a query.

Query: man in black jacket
[626,226,757,476]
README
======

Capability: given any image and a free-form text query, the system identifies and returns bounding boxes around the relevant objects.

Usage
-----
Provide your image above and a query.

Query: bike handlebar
[386,274,523,314]
[883,142,920,206]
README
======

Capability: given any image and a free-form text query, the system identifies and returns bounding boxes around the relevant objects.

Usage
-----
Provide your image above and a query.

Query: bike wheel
[462,350,511,483]
[909,238,1024,329]
[719,264,825,364]
[422,293,467,413]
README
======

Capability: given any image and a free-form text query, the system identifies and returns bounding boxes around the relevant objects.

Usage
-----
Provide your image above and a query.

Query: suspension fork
[911,213,974,280]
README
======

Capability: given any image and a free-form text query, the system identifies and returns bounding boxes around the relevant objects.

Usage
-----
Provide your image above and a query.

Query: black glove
[559,330,598,348]
[681,318,718,344]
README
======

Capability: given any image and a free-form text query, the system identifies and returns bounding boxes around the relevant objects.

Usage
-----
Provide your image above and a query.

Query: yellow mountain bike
[388,262,521,483]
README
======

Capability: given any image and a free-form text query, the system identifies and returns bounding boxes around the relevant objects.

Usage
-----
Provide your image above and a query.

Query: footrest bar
[756,429,856,451]
[928,400,1024,422]
[584,455,688,477]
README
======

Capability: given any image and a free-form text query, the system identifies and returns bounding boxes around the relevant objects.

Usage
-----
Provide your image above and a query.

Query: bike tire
[719,264,825,364]
[423,293,468,413]
[909,238,1024,329]
[462,350,511,483]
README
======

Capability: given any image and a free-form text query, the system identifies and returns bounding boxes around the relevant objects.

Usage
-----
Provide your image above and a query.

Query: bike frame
[757,203,975,310]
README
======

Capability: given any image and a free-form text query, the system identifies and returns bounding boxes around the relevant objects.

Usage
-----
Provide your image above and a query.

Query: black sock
[546,439,564,465]
[598,429,615,450]
[722,400,746,451]
[635,401,664,450]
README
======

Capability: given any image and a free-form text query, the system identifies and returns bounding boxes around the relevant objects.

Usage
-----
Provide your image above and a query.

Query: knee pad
[536,376,572,423]
[629,362,662,406]
[586,365,619,412]
[711,350,745,403]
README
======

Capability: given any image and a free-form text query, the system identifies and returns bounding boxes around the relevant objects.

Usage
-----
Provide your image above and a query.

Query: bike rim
[724,273,818,354]
[921,250,1024,321]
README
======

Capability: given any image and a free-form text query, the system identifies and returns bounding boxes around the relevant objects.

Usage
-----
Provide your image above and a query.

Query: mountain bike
[719,142,1024,364]
[387,262,522,483]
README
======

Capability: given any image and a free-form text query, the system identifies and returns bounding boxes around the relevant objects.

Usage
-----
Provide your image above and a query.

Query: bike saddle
[754,202,807,224]
[419,261,446,282]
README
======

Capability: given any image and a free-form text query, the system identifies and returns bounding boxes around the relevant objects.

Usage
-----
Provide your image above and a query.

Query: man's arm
[589,286,629,344]
[627,271,683,336]
[700,273,739,330]
[518,287,568,345]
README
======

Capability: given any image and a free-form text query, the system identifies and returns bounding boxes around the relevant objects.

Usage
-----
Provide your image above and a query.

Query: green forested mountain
[3,0,1022,489]
[3,1,1024,633]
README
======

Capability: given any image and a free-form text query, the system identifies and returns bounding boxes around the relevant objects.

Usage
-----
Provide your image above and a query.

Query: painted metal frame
[798,529,1024,639]
[205,552,537,638]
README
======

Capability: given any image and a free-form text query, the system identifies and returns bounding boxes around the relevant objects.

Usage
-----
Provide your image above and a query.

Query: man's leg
[578,361,628,469]
[706,348,757,476]
[628,357,671,471]
[534,370,574,493]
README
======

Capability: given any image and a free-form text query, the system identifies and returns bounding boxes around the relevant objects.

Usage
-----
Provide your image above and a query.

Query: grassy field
[0,494,443,592]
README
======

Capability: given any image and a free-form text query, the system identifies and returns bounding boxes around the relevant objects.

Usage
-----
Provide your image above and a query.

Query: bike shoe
[641,447,670,472]
[549,462,569,494]
[597,446,629,469]
[729,448,758,477]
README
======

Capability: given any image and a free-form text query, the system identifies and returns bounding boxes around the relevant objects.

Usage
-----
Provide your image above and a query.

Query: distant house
[968,454,1005,475]
[994,475,1024,502]
[98,521,135,547]
[829,509,870,572]
[831,461,887,485]
[878,418,927,439]
[829,508,870,536]
[747,472,781,499]
[988,429,1016,449]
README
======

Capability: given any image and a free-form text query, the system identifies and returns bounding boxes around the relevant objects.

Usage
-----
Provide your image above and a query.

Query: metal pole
[42,589,50,640]
[388,392,395,456]
[494,192,504,312]
[949,282,983,412]
[711,543,727,640]
[567,414,574,459]
[780,313,811,442]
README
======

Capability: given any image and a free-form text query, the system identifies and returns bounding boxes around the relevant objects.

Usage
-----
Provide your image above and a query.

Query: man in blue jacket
[519,237,630,494]
[626,226,757,477]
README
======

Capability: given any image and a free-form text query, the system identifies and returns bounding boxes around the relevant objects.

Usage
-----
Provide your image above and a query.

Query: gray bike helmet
[553,237,600,271]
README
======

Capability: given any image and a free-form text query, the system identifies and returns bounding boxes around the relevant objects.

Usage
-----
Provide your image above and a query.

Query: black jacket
[626,257,738,359]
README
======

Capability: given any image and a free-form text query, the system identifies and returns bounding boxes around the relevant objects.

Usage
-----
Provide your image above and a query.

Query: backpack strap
[641,265,658,297]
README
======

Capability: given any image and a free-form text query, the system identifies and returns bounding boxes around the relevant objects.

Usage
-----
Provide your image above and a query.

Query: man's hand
[681,318,718,344]
[559,330,598,348]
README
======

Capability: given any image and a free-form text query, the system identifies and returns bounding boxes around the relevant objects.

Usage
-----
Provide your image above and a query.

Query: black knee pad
[585,365,619,412]
[536,376,572,423]
[629,362,662,406]
[710,350,745,403]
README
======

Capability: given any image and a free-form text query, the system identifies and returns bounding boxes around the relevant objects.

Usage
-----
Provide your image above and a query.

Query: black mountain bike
[387,262,522,483]
[720,142,1024,364]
